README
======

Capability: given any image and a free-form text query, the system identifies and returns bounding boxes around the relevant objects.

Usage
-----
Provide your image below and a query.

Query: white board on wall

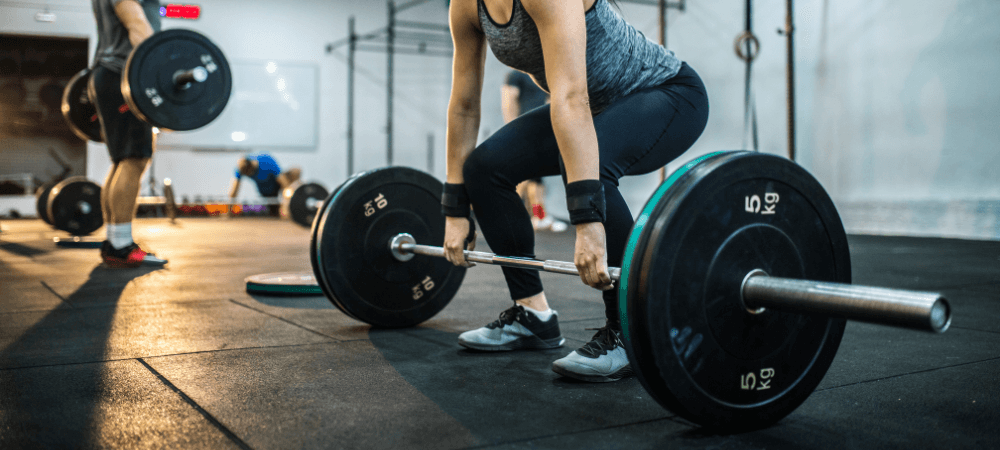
[157,60,318,149]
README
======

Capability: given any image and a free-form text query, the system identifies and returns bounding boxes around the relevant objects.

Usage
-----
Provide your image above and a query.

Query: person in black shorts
[90,0,167,268]
[502,70,566,232]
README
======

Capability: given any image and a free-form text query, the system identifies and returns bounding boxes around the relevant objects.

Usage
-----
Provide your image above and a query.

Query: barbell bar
[388,233,949,333]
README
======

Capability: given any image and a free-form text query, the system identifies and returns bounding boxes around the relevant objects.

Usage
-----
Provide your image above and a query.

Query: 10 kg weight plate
[311,167,465,328]
[620,151,851,430]
[123,29,232,131]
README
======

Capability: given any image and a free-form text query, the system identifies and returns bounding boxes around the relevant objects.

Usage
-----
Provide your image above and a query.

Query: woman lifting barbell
[441,0,709,382]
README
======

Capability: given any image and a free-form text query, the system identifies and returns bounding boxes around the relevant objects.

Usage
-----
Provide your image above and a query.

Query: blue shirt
[235,154,281,197]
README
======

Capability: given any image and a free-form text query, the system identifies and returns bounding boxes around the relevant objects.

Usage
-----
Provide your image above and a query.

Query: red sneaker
[102,242,168,268]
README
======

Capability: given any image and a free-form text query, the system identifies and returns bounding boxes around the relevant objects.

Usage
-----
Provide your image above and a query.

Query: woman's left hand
[574,222,614,291]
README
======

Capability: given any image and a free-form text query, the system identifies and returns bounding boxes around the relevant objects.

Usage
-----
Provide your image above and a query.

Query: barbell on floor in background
[35,178,329,240]
[157,179,328,228]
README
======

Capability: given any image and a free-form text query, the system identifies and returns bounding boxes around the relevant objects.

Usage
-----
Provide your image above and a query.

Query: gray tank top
[92,0,162,73]
[478,0,681,115]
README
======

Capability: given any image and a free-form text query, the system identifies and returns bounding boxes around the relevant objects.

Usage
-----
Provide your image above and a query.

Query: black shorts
[89,65,154,163]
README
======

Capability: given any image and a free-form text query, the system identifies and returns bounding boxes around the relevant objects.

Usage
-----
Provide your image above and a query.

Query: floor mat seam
[815,355,1000,392]
[228,298,343,341]
[137,358,254,450]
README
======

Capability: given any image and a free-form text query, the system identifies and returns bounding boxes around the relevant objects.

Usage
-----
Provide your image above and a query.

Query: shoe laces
[578,325,623,358]
[486,305,527,329]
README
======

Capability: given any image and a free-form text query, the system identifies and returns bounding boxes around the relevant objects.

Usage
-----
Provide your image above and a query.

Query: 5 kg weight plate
[620,151,851,431]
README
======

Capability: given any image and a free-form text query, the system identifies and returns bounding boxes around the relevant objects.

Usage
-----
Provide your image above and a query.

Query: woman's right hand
[443,216,476,267]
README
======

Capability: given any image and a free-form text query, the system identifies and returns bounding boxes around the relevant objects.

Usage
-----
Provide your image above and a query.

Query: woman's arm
[522,0,612,291]
[520,0,598,184]
[445,0,488,185]
[442,0,488,266]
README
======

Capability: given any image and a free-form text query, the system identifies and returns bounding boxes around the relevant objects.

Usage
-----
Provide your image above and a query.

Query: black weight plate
[289,182,329,228]
[246,272,322,296]
[47,177,103,236]
[619,151,851,431]
[311,167,465,328]
[36,182,56,225]
[123,29,231,131]
[310,174,355,320]
[61,68,103,142]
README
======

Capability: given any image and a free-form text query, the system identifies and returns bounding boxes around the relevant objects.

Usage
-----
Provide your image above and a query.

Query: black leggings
[463,63,709,326]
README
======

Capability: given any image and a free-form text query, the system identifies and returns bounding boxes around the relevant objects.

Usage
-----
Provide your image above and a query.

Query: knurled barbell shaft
[741,270,950,333]
[389,233,950,333]
[398,240,623,280]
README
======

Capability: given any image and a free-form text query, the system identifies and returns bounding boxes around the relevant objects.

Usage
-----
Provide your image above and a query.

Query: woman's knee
[462,143,510,194]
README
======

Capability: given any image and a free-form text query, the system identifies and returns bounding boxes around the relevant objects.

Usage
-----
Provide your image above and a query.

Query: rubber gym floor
[0,217,997,449]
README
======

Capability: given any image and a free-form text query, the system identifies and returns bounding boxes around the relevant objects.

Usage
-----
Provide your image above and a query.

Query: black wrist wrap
[565,180,606,225]
[441,183,471,217]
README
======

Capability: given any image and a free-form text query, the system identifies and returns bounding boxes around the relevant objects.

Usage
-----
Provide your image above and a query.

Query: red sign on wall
[160,4,201,20]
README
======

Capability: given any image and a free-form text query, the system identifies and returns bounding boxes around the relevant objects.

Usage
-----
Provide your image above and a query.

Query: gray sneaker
[458,305,565,351]
[552,326,633,382]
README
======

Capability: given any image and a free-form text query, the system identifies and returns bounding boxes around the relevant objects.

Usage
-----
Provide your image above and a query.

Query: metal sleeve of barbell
[742,274,951,333]
[174,67,208,86]
[404,243,622,281]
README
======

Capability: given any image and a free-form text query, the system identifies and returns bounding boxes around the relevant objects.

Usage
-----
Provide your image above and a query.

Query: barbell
[162,180,328,228]
[62,28,231,142]
[36,178,327,235]
[308,151,951,431]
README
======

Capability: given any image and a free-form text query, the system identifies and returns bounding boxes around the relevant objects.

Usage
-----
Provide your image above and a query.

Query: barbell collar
[742,270,951,333]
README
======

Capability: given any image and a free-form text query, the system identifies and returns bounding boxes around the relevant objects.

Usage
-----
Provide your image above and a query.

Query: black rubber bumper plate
[311,167,465,328]
[61,68,103,143]
[47,176,103,237]
[123,28,231,131]
[619,151,852,431]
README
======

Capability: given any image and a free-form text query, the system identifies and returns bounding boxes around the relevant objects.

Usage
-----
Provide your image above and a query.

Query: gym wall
[629,0,1000,240]
[2,0,997,240]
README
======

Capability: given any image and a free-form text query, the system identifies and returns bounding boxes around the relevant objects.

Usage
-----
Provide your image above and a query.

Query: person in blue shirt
[228,154,301,214]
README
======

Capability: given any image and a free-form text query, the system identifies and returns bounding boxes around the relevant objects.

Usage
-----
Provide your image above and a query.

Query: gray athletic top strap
[478,0,682,115]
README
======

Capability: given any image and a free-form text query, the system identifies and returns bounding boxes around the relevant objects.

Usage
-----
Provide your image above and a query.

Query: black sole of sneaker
[552,363,634,383]
[458,336,565,352]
